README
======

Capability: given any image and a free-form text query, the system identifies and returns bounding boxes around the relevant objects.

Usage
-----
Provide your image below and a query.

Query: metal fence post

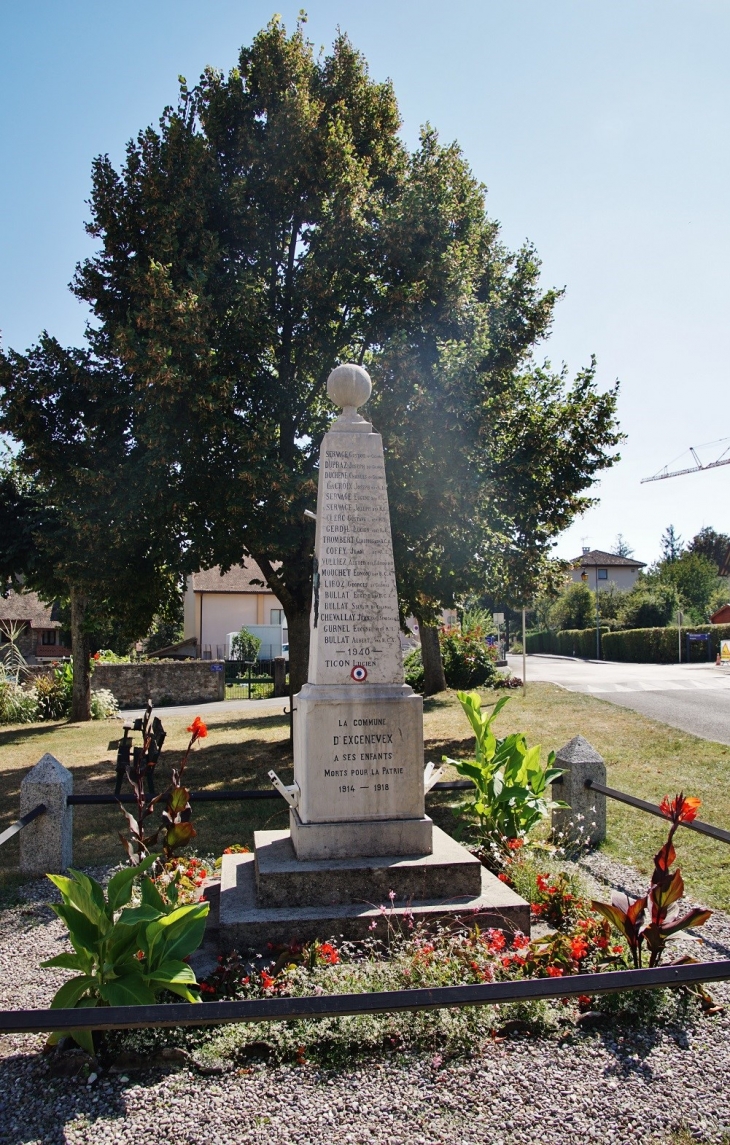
[551,735,606,847]
[19,754,73,874]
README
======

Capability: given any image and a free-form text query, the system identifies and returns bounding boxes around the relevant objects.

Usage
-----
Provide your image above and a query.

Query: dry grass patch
[425,683,730,911]
[1,682,729,910]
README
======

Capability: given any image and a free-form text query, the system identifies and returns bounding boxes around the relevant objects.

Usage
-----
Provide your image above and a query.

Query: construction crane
[641,436,730,483]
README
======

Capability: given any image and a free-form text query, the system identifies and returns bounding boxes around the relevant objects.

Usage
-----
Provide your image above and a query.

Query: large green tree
[0,338,179,719]
[14,18,620,694]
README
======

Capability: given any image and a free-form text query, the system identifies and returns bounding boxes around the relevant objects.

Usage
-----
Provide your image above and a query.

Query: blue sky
[1,1,728,564]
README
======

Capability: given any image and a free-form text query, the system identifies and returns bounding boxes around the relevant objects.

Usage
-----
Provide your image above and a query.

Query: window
[597,569,608,580]
[41,630,57,645]
[270,609,283,625]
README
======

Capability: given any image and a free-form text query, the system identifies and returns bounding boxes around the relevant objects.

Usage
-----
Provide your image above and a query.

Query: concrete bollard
[551,735,606,847]
[19,754,73,875]
[273,656,288,698]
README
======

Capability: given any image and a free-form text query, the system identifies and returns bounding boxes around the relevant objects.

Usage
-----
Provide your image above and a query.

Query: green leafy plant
[42,857,209,1054]
[230,627,262,662]
[592,793,712,968]
[33,673,70,720]
[444,691,567,844]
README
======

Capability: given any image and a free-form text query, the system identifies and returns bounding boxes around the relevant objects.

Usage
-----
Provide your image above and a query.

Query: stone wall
[91,661,225,709]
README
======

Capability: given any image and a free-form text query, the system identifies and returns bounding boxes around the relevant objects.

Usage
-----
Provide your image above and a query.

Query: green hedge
[525,629,609,658]
[527,624,730,663]
[602,624,730,664]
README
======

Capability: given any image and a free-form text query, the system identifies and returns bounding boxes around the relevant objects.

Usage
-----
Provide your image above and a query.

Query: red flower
[531,903,544,916]
[507,838,524,851]
[536,875,550,893]
[512,932,530,949]
[497,873,511,884]
[319,942,340,965]
[660,792,701,825]
[595,936,608,949]
[260,971,275,990]
[612,944,624,954]
[187,716,208,740]
[486,929,506,952]
[570,937,589,961]
[545,965,563,977]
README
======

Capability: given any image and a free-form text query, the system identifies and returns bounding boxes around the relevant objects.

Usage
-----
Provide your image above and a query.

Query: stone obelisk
[290,364,432,860]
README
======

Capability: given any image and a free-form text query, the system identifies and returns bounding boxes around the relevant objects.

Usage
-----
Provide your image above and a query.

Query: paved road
[510,653,730,745]
[118,695,288,721]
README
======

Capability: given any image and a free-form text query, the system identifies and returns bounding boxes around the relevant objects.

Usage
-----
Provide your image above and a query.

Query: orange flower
[660,792,701,824]
[187,716,208,740]
[319,942,340,965]
[570,936,589,961]
[545,965,563,977]
[93,651,101,660]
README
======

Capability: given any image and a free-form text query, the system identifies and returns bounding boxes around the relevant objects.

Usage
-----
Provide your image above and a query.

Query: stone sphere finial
[327,364,372,411]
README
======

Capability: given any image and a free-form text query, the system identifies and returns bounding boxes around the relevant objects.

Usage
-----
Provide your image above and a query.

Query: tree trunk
[418,619,447,695]
[70,586,91,722]
[286,606,311,696]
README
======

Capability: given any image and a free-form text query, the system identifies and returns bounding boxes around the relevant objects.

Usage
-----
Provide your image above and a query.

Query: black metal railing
[0,803,46,848]
[1,958,728,1036]
[586,780,730,846]
[66,780,473,808]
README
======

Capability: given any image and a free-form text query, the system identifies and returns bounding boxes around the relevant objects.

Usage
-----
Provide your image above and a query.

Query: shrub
[551,582,595,630]
[405,627,497,693]
[602,623,730,663]
[230,627,262,661]
[439,627,497,688]
[525,628,609,657]
[0,680,38,724]
[90,688,119,719]
[33,674,71,720]
[403,645,424,691]
[618,583,678,629]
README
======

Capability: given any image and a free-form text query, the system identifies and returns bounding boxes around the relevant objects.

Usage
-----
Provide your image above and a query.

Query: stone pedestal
[218,826,529,948]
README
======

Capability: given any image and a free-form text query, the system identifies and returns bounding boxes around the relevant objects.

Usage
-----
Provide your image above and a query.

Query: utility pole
[677,609,683,664]
[595,565,601,660]
[521,606,526,697]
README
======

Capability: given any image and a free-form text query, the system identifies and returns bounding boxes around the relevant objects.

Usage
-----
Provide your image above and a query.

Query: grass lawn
[1,682,728,910]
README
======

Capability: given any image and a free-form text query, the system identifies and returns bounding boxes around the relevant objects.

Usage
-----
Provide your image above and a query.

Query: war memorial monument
[218,365,528,946]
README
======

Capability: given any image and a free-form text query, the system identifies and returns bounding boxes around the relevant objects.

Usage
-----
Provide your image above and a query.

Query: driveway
[510,654,730,745]
[118,695,288,721]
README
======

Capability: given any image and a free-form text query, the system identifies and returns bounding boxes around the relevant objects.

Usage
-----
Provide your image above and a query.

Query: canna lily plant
[42,857,209,1054]
[592,792,712,968]
[444,692,567,844]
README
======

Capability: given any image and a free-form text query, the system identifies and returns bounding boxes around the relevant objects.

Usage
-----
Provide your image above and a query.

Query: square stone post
[273,656,287,698]
[19,753,73,874]
[551,735,606,847]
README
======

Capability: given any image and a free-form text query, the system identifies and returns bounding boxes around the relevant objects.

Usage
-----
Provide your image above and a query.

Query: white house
[570,548,645,591]
[183,561,285,659]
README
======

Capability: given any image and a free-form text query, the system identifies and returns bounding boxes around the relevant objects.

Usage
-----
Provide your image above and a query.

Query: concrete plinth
[290,808,433,860]
[218,826,529,949]
[255,827,482,907]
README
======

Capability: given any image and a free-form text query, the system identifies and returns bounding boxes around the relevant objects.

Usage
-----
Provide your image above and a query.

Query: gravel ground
[0,856,728,1145]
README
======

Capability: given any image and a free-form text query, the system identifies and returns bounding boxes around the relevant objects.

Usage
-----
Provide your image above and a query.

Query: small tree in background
[230,627,262,663]
[551,581,595,631]
[660,524,684,563]
[613,533,634,557]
